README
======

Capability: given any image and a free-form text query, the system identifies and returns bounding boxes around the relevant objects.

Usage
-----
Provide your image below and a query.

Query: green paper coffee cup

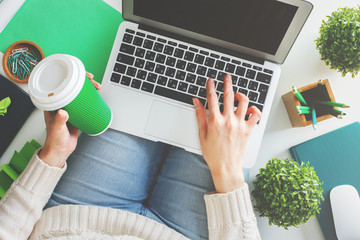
[29,54,112,135]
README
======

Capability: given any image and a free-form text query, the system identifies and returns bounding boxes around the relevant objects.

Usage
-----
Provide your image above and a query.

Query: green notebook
[0,0,123,82]
[290,122,360,240]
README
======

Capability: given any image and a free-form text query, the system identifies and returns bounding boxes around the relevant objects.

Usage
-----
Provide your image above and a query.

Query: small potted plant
[316,6,360,78]
[252,158,324,229]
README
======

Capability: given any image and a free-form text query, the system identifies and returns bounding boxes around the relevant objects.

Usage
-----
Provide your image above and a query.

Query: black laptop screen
[133,0,298,55]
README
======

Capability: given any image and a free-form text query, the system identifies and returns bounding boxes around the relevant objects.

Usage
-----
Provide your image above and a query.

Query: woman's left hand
[39,73,101,168]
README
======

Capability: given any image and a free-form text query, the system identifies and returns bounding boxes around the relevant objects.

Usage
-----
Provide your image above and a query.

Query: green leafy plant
[315,6,360,78]
[252,158,324,229]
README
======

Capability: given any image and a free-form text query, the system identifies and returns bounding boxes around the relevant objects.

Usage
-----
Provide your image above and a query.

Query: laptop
[100,0,313,168]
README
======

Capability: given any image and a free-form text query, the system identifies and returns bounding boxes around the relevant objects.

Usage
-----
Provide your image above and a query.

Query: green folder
[0,0,123,83]
[0,164,19,180]
[290,122,360,240]
[9,151,28,174]
[0,170,13,198]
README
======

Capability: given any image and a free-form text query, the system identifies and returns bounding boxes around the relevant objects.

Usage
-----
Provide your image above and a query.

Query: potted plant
[315,6,360,78]
[252,158,324,229]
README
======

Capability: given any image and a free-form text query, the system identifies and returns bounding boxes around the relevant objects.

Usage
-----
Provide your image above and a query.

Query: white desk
[1,0,360,239]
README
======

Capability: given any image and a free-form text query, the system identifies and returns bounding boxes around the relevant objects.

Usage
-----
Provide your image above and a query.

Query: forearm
[0,150,65,239]
[205,184,261,240]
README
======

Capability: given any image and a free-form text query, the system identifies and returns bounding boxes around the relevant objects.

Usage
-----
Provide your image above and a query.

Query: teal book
[290,122,360,240]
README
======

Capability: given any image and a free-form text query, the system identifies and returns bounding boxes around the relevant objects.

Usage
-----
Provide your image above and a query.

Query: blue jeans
[45,129,249,240]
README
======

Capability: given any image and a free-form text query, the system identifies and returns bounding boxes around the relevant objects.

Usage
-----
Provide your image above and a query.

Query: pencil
[292,86,307,105]
[330,108,346,116]
[312,107,317,130]
[315,100,349,108]
[296,106,310,111]
[297,109,310,114]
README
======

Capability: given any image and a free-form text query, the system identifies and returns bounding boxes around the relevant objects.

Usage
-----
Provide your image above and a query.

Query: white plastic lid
[28,54,85,111]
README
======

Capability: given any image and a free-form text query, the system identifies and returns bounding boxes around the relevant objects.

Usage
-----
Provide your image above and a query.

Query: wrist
[211,169,245,193]
[38,147,67,168]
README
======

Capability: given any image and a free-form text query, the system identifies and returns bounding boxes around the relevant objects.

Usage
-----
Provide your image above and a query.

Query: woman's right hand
[193,74,261,193]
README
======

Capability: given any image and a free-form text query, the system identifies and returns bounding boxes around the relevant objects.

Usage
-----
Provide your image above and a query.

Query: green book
[0,0,123,82]
[290,122,360,240]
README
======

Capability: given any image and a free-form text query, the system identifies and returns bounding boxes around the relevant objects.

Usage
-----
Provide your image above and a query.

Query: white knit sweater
[0,152,261,240]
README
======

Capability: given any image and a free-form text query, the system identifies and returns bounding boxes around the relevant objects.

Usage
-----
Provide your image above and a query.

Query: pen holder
[282,79,337,127]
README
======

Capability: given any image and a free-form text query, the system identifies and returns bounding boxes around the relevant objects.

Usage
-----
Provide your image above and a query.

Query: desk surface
[1,0,360,239]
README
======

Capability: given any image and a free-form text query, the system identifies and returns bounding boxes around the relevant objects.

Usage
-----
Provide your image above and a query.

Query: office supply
[330,185,360,240]
[0,0,123,82]
[100,0,312,168]
[290,122,360,240]
[296,106,310,111]
[292,86,307,105]
[311,107,317,130]
[283,79,336,128]
[0,74,34,157]
[0,139,41,198]
[315,100,350,108]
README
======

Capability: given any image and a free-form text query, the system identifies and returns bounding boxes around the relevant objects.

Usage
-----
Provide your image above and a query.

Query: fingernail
[192,98,197,107]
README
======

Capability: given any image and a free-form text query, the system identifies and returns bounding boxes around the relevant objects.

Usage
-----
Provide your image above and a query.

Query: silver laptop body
[100,0,313,168]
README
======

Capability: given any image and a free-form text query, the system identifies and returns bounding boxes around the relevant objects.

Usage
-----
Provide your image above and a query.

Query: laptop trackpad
[145,100,201,149]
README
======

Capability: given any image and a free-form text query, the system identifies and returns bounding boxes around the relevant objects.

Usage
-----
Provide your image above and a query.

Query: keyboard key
[114,63,126,74]
[198,88,207,98]
[216,82,224,92]
[207,69,217,79]
[135,48,145,58]
[165,67,176,77]
[155,86,205,105]
[215,60,225,71]
[243,62,252,68]
[210,53,220,59]
[155,64,166,74]
[231,75,238,85]
[153,42,164,52]
[184,51,195,61]
[217,72,227,81]
[168,79,178,89]
[136,70,147,80]
[200,50,209,55]
[186,73,196,83]
[233,86,238,93]
[126,29,135,34]
[225,63,236,73]
[221,56,230,62]
[131,79,141,89]
[219,94,224,103]
[123,34,133,44]
[194,54,205,64]
[246,69,256,79]
[165,57,176,67]
[178,82,189,92]
[117,53,135,65]
[120,43,135,55]
[264,69,273,74]
[147,73,158,83]
[175,70,186,80]
[179,44,188,49]
[196,76,207,86]
[238,88,248,96]
[126,67,137,77]
[145,51,156,61]
[155,54,166,64]
[256,72,272,84]
[145,61,155,71]
[186,63,197,73]
[133,37,144,47]
[258,83,269,93]
[248,81,259,91]
[258,92,267,104]
[238,78,248,88]
[134,58,145,69]
[232,59,241,65]
[141,82,155,93]
[110,73,121,83]
[158,38,167,43]
[235,66,246,76]
[205,57,215,67]
[248,91,258,101]
[189,47,198,52]
[121,76,131,86]
[188,84,199,95]
[157,76,168,86]
[196,66,207,76]
[174,48,185,58]
[164,45,174,55]
[143,39,154,49]
[136,32,146,37]
[176,60,187,70]
[168,41,177,46]
[147,34,156,40]
[253,66,262,71]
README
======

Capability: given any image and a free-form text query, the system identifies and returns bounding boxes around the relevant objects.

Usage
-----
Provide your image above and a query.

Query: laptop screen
[134,0,298,55]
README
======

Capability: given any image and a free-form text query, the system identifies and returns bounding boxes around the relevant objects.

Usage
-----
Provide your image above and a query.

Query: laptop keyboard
[110,28,273,113]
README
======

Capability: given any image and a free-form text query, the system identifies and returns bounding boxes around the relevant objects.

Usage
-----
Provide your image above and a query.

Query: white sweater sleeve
[204,184,261,240]
[0,151,66,240]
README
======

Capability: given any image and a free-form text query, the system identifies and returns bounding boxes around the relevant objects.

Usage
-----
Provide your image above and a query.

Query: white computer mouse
[330,185,360,240]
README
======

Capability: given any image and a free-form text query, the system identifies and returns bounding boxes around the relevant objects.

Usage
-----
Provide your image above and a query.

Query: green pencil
[297,109,310,114]
[312,107,317,131]
[296,106,310,111]
[292,86,307,105]
[315,100,349,108]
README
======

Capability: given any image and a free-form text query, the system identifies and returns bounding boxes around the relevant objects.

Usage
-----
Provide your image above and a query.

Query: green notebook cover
[0,0,123,82]
[0,170,13,198]
[290,122,360,240]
